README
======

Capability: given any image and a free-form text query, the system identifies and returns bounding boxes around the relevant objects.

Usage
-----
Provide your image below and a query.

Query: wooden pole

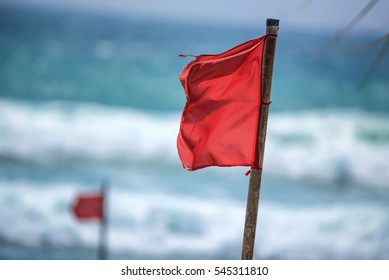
[241,18,279,260]
[98,180,108,260]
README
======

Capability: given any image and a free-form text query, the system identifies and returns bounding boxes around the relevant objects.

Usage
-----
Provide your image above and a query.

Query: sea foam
[1,179,388,259]
[1,99,388,188]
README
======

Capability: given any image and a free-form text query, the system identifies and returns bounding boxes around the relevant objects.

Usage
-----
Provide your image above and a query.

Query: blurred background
[0,0,388,259]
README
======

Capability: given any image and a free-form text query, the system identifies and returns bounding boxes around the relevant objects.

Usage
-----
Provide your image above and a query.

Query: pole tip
[266,18,280,27]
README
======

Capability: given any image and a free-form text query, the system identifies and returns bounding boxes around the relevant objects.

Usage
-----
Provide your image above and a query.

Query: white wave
[1,99,388,188]
[257,201,389,259]
[265,110,389,188]
[0,99,180,165]
[0,179,244,256]
[0,180,388,259]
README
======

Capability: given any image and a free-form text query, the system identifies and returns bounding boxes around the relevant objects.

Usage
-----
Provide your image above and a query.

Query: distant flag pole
[72,180,108,260]
[98,180,108,260]
[241,18,279,260]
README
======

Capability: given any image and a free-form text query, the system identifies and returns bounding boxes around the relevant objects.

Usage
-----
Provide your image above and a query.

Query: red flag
[177,35,267,171]
[72,192,103,221]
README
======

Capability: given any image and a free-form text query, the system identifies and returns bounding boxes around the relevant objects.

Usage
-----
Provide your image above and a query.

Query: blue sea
[1,4,389,260]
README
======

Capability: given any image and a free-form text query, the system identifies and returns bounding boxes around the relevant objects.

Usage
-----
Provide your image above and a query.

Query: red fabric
[177,36,267,170]
[72,193,103,221]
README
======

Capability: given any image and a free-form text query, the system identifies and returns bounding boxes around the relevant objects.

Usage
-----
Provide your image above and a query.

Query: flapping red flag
[177,35,267,171]
[72,192,103,221]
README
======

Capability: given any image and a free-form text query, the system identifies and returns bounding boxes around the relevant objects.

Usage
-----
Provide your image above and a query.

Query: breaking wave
[1,180,388,259]
[1,99,388,188]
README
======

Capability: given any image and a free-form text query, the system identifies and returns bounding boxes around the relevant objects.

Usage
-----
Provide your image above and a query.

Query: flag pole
[241,18,279,260]
[98,180,108,260]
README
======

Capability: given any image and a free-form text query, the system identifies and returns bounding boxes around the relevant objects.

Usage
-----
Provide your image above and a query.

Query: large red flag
[72,192,103,221]
[177,35,267,171]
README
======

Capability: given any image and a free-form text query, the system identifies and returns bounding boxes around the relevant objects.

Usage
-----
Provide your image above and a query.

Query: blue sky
[3,0,389,32]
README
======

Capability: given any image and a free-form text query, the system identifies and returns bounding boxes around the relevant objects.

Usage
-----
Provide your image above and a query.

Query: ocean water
[1,4,389,260]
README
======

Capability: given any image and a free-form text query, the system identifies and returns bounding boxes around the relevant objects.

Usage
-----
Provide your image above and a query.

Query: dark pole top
[266,18,280,27]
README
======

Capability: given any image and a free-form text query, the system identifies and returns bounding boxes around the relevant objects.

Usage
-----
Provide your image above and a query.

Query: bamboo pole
[241,18,279,260]
[98,180,108,260]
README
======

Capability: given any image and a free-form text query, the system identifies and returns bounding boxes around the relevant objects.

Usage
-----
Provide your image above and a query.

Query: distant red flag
[72,192,103,221]
[177,35,267,171]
